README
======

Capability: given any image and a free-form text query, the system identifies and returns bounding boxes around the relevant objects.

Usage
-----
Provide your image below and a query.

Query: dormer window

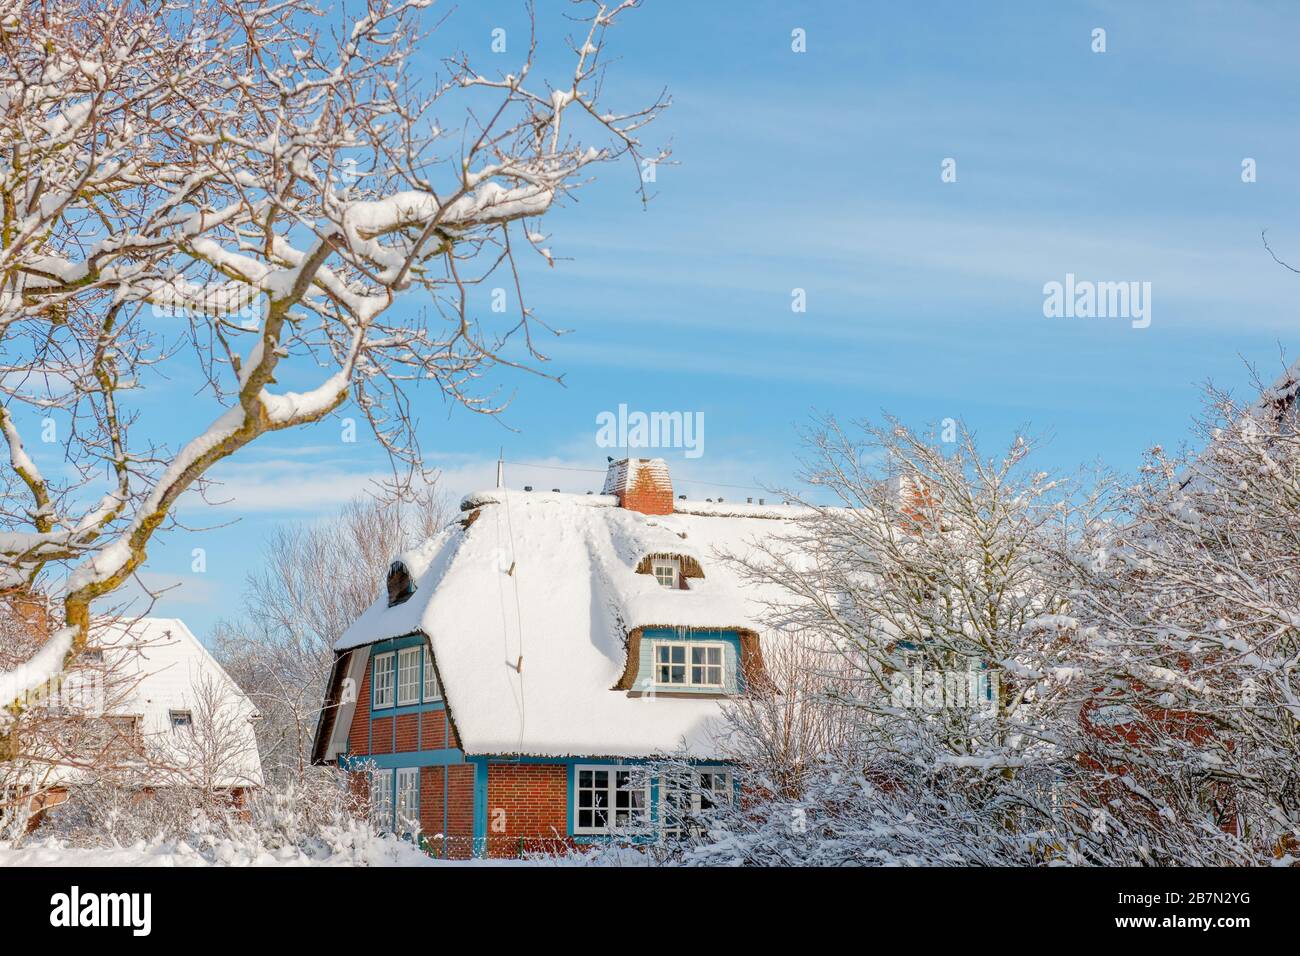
[387,561,415,606]
[652,559,679,589]
[637,553,700,589]
[654,640,725,688]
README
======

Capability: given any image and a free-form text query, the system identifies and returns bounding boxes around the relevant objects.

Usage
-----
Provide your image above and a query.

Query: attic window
[387,561,415,606]
[636,553,701,589]
[169,710,193,730]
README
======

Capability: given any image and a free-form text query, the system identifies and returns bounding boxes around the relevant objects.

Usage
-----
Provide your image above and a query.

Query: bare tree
[715,630,859,798]
[214,489,448,782]
[0,0,668,736]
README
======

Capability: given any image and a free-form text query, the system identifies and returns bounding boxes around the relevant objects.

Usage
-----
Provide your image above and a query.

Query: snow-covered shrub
[694,416,1096,862]
[19,765,427,865]
[1062,367,1300,865]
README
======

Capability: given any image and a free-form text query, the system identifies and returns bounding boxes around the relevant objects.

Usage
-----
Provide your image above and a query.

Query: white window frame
[573,765,650,835]
[651,558,680,589]
[652,640,726,689]
[422,645,442,703]
[372,652,395,709]
[660,768,733,838]
[396,646,421,706]
[370,768,394,830]
[168,709,193,731]
[396,767,420,834]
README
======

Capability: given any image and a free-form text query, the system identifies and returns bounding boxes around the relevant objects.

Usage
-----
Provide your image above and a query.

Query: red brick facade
[485,763,571,858]
[344,646,486,859]
[445,764,476,858]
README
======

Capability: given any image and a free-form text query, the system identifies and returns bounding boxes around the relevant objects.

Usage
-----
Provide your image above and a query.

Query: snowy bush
[11,765,434,866]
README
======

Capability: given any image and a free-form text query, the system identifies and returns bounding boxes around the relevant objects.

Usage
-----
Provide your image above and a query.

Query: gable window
[574,766,649,835]
[373,652,395,708]
[396,647,420,706]
[169,710,193,731]
[387,561,415,606]
[105,715,142,746]
[661,769,733,839]
[652,559,679,589]
[370,769,394,829]
[654,641,725,688]
[396,768,420,834]
[423,645,441,702]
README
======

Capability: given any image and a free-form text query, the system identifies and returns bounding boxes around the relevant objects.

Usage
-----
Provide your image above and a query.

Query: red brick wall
[419,766,446,855]
[370,716,393,754]
[445,764,476,859]
[485,763,570,858]
[422,709,448,748]
[395,713,419,752]
[347,655,373,754]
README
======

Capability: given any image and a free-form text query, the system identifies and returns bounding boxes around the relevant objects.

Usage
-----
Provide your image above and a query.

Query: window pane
[671,646,685,664]
[397,647,420,705]
[670,665,685,683]
[374,653,395,707]
[423,646,441,702]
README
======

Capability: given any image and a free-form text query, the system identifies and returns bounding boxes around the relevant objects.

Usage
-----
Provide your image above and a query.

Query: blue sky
[23,1,1300,640]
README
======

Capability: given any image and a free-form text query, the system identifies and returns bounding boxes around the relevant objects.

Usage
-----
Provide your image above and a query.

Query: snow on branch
[0,0,666,723]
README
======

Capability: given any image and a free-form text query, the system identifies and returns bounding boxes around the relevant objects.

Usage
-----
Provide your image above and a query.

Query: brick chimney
[602,457,673,515]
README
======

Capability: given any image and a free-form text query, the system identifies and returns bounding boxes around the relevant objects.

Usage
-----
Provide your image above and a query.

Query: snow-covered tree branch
[0,0,667,732]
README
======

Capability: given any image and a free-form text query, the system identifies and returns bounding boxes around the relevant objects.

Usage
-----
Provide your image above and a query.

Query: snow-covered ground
[0,836,648,867]
[0,837,513,867]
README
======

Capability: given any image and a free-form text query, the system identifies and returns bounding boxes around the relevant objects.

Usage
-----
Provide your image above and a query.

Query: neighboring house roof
[329,482,808,760]
[51,617,264,789]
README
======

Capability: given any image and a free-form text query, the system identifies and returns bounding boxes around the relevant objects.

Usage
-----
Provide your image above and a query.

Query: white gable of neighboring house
[71,616,264,789]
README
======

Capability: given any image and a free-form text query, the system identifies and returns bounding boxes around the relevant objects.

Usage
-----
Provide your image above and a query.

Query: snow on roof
[84,617,263,788]
[335,490,806,758]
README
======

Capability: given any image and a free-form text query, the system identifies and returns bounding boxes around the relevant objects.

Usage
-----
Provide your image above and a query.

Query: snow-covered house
[12,616,263,820]
[312,457,801,858]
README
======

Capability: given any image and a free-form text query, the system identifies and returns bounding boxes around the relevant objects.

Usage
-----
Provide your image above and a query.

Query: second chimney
[602,457,673,515]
